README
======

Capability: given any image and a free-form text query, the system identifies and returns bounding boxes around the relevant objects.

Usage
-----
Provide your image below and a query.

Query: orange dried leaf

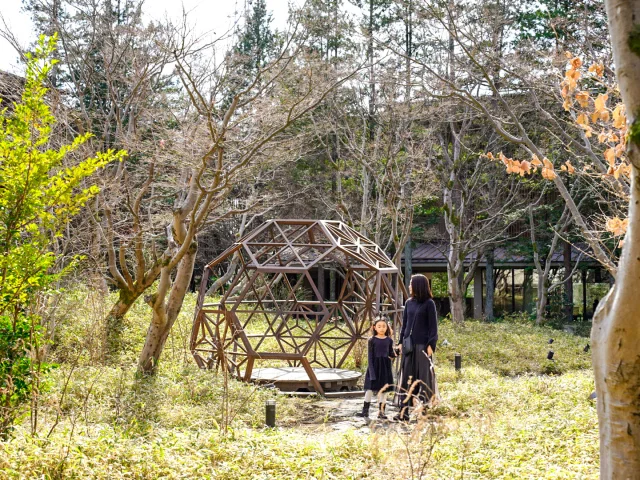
[598,131,608,143]
[612,104,626,129]
[588,63,605,77]
[542,167,557,180]
[604,148,616,166]
[606,217,628,236]
[576,113,589,126]
[594,93,608,112]
[575,91,590,108]
[566,69,581,80]
[565,161,576,174]
[613,166,621,179]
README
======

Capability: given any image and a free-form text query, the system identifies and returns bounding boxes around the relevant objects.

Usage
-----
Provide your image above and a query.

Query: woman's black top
[400,297,438,353]
[363,336,396,392]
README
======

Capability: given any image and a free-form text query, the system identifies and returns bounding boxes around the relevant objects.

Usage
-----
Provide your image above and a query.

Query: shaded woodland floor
[0,290,598,479]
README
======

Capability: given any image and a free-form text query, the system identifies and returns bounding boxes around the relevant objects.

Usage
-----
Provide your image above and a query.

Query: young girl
[356,316,397,419]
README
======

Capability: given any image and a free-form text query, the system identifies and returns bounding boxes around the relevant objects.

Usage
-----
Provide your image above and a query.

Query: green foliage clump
[0,35,124,435]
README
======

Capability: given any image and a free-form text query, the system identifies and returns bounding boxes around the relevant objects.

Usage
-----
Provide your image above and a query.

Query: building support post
[473,267,483,319]
[511,268,516,313]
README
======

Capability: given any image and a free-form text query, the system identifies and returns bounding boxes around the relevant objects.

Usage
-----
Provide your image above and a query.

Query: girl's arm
[388,338,397,359]
[367,339,376,380]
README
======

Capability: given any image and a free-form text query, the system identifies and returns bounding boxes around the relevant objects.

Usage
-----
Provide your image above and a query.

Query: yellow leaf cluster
[561,58,583,110]
[588,63,604,77]
[606,217,628,236]
[485,153,572,181]
[613,164,631,179]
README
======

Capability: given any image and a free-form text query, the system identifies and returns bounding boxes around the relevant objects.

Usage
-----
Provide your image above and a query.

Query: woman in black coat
[394,274,438,421]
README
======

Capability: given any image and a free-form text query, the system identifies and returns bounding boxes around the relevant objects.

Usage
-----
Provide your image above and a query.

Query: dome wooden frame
[190,219,405,395]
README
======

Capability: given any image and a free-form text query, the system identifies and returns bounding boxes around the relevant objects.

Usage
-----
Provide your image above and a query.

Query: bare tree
[133,20,363,373]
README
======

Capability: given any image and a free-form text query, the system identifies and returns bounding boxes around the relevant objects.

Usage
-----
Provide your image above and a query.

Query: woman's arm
[399,301,408,342]
[426,299,438,354]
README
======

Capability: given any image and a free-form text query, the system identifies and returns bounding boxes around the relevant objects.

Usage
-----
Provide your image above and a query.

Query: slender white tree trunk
[594,1,640,476]
[592,164,640,477]
[448,275,465,323]
[536,279,548,326]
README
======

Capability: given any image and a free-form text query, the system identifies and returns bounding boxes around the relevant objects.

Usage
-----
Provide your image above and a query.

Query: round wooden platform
[246,367,362,392]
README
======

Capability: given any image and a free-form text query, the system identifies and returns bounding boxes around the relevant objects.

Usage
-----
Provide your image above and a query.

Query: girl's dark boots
[393,407,410,422]
[355,401,371,417]
[378,402,387,420]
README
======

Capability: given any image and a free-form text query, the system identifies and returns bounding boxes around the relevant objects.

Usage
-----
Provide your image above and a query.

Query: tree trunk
[594,1,640,476]
[138,243,197,374]
[536,274,548,326]
[592,165,640,478]
[485,249,495,321]
[105,290,138,361]
[563,239,574,323]
[522,269,532,314]
[404,235,412,289]
[447,260,465,324]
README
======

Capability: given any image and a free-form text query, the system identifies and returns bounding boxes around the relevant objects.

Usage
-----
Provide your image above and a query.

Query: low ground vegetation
[0,290,598,479]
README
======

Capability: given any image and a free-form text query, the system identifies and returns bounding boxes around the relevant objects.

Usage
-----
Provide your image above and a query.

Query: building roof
[404,242,599,268]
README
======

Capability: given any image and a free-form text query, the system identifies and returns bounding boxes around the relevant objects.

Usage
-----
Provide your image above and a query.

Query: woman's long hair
[410,274,433,303]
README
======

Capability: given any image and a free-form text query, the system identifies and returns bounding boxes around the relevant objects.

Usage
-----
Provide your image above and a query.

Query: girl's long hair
[410,274,433,303]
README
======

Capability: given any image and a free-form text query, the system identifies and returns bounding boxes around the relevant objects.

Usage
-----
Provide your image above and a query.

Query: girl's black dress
[363,336,397,392]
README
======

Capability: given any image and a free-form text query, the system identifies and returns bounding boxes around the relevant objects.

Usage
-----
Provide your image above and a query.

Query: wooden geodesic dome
[190,219,405,394]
